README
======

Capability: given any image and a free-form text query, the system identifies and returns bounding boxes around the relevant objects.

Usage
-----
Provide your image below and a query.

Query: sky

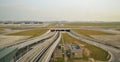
[0,0,120,22]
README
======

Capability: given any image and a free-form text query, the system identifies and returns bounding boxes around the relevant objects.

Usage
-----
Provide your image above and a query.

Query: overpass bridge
[50,28,71,32]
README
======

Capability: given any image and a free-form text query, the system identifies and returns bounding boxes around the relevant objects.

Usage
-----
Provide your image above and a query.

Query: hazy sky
[0,0,120,22]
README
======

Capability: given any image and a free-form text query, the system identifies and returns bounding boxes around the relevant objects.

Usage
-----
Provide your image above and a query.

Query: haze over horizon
[0,0,120,22]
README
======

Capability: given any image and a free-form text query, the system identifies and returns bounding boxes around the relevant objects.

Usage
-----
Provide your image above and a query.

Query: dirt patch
[83,48,91,57]
[88,58,95,62]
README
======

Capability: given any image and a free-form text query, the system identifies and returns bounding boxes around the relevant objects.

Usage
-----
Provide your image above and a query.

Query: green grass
[7,29,48,37]
[73,29,114,35]
[0,28,4,32]
[65,22,120,26]
[85,45,110,61]
[72,29,115,38]
[62,33,110,61]
[55,58,64,62]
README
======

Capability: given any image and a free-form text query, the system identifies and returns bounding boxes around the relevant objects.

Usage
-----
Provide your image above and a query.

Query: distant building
[0,21,43,24]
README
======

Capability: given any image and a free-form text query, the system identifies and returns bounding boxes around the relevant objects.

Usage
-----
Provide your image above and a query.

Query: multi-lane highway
[0,28,62,62]
[39,32,61,62]
[17,31,61,62]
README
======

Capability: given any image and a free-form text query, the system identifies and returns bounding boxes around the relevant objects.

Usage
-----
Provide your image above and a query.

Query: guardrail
[17,32,55,49]
[17,32,60,62]
[15,30,55,62]
[38,32,61,62]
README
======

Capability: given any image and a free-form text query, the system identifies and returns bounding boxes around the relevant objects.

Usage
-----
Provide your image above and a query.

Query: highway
[17,31,61,62]
[2,30,57,61]
[2,30,51,48]
[68,30,120,62]
[39,32,61,62]
[15,30,55,49]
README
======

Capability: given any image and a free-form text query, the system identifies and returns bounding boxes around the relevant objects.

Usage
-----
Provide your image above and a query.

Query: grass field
[7,29,48,37]
[65,22,120,26]
[62,33,110,61]
[72,29,115,38]
[55,58,64,62]
[0,28,4,32]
